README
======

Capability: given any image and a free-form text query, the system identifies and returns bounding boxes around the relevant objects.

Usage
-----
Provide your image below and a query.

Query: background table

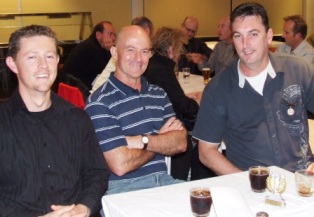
[177,73,206,94]
[102,166,314,217]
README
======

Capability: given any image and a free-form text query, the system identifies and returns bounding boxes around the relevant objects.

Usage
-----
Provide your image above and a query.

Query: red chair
[58,82,85,109]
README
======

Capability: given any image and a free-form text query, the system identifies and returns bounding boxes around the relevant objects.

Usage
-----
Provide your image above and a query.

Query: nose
[242,36,250,49]
[282,32,286,39]
[39,57,48,69]
[133,51,142,61]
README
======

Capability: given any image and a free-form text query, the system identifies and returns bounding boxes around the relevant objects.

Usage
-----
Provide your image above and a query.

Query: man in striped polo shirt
[85,25,187,195]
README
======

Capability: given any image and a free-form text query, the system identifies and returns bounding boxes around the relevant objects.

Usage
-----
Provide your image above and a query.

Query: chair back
[58,82,85,109]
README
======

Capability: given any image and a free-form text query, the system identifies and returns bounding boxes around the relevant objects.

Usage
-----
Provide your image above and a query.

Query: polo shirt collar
[109,73,149,95]
[237,57,276,88]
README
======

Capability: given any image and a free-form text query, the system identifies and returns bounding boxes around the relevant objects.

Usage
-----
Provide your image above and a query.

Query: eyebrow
[233,28,261,34]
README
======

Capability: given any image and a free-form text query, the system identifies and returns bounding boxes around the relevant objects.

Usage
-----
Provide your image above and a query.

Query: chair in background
[58,82,85,109]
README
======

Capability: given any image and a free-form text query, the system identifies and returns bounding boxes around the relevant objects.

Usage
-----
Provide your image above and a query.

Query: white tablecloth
[178,73,205,94]
[102,166,314,217]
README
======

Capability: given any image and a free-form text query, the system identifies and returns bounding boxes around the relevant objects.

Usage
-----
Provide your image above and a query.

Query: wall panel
[145,0,303,37]
[0,0,131,43]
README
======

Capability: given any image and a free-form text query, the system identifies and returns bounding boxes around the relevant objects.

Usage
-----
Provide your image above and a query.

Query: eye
[127,48,136,53]
[142,49,151,56]
[28,56,36,60]
[233,33,240,39]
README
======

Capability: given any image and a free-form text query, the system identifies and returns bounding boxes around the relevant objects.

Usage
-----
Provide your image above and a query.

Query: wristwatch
[141,135,149,150]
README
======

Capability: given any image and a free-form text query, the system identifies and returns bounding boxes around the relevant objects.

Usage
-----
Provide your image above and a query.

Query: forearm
[146,129,187,155]
[199,141,242,175]
[105,146,156,176]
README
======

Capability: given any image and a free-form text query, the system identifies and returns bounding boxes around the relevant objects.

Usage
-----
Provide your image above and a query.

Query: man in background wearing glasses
[179,16,212,75]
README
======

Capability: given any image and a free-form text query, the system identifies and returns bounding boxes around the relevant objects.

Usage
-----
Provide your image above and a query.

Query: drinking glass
[249,166,269,193]
[190,187,212,217]
[182,67,190,84]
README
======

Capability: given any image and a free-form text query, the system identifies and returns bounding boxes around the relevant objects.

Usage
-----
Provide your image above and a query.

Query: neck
[290,40,303,52]
[239,58,269,77]
[19,88,52,112]
[114,72,142,91]
[226,37,233,44]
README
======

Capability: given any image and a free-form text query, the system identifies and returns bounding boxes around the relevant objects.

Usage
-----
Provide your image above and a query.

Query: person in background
[61,21,116,89]
[276,15,314,64]
[1,25,109,216]
[179,16,212,75]
[91,17,154,93]
[85,25,187,196]
[144,26,201,180]
[193,2,314,175]
[198,16,238,77]
[131,16,154,39]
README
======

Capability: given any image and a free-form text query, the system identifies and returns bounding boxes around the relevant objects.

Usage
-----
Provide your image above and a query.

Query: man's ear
[110,46,118,61]
[295,32,302,40]
[266,28,273,45]
[6,56,18,74]
[95,31,101,41]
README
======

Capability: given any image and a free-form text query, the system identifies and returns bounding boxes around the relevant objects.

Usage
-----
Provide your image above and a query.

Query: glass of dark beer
[190,187,212,217]
[249,166,269,193]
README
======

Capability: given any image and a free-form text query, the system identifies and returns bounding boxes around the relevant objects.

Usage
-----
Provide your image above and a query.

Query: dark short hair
[231,2,269,31]
[131,16,154,33]
[92,21,112,36]
[7,25,57,59]
[283,15,307,39]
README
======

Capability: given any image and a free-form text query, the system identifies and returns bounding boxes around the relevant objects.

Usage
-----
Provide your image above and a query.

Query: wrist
[141,135,149,150]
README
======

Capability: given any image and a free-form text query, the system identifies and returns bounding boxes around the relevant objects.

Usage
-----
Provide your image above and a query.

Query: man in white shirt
[276,15,314,64]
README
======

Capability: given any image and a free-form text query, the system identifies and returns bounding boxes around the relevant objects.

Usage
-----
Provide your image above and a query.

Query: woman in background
[144,27,210,180]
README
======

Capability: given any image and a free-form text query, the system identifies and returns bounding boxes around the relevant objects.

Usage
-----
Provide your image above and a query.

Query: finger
[51,204,75,212]
[166,117,176,126]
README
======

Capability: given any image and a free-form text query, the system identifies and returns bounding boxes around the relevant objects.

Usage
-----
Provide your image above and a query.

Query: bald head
[111,25,152,85]
[217,16,232,42]
[182,16,199,40]
[116,25,151,48]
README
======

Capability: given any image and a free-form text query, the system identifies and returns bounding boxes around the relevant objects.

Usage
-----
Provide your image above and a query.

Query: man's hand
[186,53,207,64]
[103,35,115,50]
[159,117,184,134]
[40,204,90,217]
[126,117,184,150]
[306,162,314,174]
[186,91,203,104]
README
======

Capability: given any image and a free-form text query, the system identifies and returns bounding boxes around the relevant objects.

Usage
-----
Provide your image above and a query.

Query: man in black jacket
[61,21,116,89]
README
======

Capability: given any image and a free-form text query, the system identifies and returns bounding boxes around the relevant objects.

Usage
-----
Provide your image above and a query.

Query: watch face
[142,136,149,144]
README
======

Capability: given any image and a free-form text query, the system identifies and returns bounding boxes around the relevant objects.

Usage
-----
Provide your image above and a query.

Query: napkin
[210,187,253,217]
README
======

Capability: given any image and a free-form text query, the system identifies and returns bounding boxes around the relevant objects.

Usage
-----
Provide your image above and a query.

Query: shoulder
[52,93,88,117]
[270,53,313,76]
[146,55,174,74]
[303,42,314,54]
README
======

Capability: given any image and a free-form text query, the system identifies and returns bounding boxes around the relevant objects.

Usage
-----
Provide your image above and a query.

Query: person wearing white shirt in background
[91,16,154,93]
[276,15,314,64]
[198,16,238,77]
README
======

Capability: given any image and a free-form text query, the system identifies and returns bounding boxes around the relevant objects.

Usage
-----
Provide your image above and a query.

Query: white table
[177,73,206,94]
[102,166,314,217]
